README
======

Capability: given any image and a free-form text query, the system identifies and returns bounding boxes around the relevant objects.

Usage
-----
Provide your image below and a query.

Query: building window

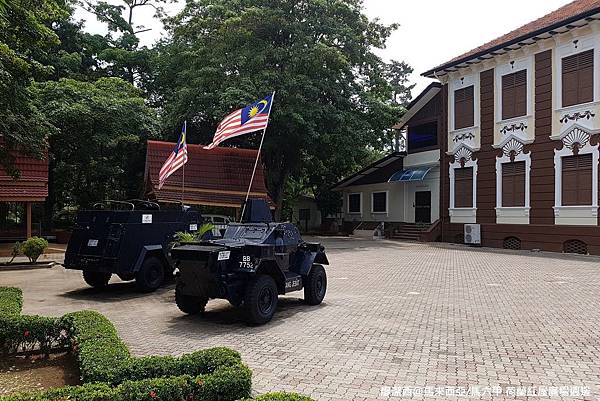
[454,167,473,208]
[348,193,361,214]
[501,70,527,120]
[562,154,592,205]
[454,86,474,129]
[501,161,526,207]
[562,49,594,107]
[408,122,437,151]
[371,192,387,213]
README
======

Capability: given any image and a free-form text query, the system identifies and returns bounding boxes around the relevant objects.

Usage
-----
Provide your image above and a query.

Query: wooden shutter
[562,49,594,107]
[502,70,527,120]
[454,86,474,129]
[562,154,593,206]
[502,161,526,207]
[454,167,473,208]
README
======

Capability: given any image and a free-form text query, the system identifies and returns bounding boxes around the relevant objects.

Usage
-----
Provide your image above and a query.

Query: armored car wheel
[304,264,327,305]
[83,271,112,288]
[244,275,278,325]
[136,257,165,292]
[175,285,208,315]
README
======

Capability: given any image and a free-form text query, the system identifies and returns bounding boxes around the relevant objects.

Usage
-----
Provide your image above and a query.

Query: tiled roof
[0,151,49,201]
[145,141,272,208]
[424,0,600,76]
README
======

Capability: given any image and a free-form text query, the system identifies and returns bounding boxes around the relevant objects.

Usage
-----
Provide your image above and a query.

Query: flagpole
[181,121,186,205]
[240,91,275,222]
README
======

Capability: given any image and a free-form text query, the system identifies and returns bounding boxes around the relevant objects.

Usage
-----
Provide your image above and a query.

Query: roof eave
[422,8,600,78]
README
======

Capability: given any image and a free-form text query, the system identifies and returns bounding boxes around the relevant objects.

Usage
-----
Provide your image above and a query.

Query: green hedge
[0,287,253,401]
[2,364,252,401]
[0,287,69,355]
[0,287,23,316]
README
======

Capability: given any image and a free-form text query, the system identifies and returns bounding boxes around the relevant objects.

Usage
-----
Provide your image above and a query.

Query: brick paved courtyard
[1,238,600,400]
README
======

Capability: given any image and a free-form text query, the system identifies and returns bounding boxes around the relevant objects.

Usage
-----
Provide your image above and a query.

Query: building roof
[0,151,49,202]
[423,0,600,77]
[145,140,272,208]
[392,82,441,129]
[332,152,404,190]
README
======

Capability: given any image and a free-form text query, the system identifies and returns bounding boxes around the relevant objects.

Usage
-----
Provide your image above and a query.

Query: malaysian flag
[158,121,188,190]
[204,94,274,150]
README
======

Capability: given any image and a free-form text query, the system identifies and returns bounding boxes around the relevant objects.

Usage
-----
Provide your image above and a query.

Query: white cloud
[75,0,570,98]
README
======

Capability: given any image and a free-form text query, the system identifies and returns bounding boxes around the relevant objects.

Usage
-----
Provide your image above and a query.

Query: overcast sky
[74,0,571,98]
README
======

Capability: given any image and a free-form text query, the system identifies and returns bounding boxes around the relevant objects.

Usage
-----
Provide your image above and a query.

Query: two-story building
[332,83,443,240]
[425,0,600,254]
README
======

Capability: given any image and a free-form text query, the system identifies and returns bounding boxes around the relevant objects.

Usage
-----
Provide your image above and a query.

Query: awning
[388,167,433,183]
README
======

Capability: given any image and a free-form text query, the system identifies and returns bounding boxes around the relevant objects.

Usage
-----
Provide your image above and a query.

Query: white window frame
[495,151,531,225]
[347,192,362,215]
[553,142,599,225]
[555,35,599,110]
[371,191,389,214]
[449,73,479,132]
[449,158,477,224]
[495,56,533,123]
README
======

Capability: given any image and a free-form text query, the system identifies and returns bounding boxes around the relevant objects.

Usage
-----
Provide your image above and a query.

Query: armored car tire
[135,256,165,292]
[244,275,278,325]
[175,285,208,315]
[304,264,327,305]
[82,271,112,288]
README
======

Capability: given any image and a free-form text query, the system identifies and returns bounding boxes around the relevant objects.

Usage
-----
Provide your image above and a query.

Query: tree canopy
[153,0,409,214]
[0,0,414,225]
[32,77,157,210]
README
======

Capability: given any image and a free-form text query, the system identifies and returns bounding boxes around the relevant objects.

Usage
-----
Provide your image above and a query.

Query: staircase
[390,223,431,241]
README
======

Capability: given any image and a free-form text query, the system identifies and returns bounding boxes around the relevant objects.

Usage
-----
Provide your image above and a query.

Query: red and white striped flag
[158,121,188,190]
[204,94,274,150]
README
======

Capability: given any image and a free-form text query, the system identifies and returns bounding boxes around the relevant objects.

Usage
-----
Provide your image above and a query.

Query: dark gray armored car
[170,200,328,325]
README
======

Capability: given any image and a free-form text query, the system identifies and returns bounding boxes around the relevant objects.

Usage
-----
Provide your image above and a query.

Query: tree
[82,0,167,84]
[154,0,407,216]
[0,0,67,174]
[32,77,158,213]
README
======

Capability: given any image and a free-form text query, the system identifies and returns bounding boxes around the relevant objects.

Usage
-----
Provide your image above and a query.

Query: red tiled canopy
[0,151,49,202]
[145,140,272,208]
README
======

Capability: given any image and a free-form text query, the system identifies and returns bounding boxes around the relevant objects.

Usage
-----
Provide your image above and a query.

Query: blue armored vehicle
[64,200,202,292]
[170,199,328,325]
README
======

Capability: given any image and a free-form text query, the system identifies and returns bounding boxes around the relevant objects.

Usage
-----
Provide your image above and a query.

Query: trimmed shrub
[0,364,252,401]
[0,287,23,316]
[238,393,315,401]
[0,287,259,401]
[0,315,69,355]
[20,237,48,263]
[63,310,131,383]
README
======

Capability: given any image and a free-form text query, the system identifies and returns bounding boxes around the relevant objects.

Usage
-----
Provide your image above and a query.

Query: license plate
[189,224,198,231]
[218,251,230,261]
[87,239,98,247]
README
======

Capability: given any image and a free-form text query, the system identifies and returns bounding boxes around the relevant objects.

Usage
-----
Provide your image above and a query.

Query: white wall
[292,197,321,231]
[340,166,440,224]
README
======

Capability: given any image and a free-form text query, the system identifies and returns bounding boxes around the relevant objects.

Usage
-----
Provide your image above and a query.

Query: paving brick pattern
[1,238,599,401]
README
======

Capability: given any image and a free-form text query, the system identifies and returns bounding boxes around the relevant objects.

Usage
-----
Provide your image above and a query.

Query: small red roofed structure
[0,150,49,239]
[144,140,272,212]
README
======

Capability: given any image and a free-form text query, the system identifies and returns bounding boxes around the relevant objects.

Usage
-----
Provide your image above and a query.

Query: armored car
[64,200,202,292]
[170,199,328,325]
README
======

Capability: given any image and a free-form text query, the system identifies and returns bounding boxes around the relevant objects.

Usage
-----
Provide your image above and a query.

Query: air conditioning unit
[464,224,481,245]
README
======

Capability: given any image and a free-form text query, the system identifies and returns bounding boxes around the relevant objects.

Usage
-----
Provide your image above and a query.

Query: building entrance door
[415,191,431,224]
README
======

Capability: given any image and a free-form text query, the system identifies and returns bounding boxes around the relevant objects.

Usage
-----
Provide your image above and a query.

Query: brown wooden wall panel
[477,69,496,224]
[530,49,555,225]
